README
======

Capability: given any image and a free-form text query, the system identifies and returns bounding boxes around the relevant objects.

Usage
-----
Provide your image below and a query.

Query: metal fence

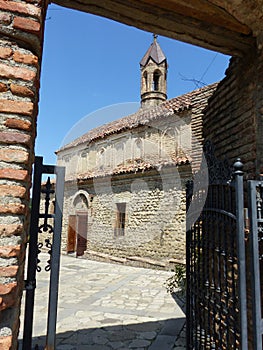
[248,180,263,350]
[186,141,248,349]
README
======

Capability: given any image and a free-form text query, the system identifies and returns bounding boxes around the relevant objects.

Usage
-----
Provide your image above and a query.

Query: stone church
[57,37,217,268]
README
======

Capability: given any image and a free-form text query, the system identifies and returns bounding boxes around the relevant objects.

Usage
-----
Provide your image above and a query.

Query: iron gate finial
[233,158,244,176]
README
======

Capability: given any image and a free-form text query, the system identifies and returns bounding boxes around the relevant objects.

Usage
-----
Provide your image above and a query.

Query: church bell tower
[140,34,168,109]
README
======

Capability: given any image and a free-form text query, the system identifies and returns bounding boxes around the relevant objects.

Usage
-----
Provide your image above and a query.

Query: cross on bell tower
[140,34,168,109]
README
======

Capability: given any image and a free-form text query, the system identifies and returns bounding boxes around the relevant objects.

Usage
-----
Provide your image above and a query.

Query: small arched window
[134,138,143,160]
[153,70,161,91]
[79,151,88,172]
[97,147,105,167]
[143,71,148,90]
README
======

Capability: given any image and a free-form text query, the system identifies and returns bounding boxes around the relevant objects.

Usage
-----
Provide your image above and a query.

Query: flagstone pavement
[18,253,186,349]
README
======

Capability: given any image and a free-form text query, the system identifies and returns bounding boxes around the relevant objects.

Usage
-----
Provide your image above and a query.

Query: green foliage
[165,264,186,296]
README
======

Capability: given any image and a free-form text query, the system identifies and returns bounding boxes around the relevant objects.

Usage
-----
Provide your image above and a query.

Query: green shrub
[165,264,186,297]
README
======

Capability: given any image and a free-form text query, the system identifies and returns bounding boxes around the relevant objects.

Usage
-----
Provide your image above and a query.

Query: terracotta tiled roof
[140,38,166,67]
[58,83,218,154]
[74,156,191,182]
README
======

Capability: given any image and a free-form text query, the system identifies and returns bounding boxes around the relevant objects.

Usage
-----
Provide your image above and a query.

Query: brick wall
[203,46,263,179]
[190,83,218,172]
[202,45,263,349]
[0,1,47,348]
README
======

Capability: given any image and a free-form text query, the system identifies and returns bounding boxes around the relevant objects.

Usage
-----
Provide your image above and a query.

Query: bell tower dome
[140,34,168,109]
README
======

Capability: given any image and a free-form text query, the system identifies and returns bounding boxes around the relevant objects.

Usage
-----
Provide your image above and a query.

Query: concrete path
[19,253,186,349]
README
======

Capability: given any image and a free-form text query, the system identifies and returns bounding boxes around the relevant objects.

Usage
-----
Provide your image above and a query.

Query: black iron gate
[186,141,248,349]
[22,156,65,350]
[248,180,263,349]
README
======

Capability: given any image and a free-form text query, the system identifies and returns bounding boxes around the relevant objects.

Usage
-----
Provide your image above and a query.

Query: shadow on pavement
[19,317,185,350]
[171,292,186,314]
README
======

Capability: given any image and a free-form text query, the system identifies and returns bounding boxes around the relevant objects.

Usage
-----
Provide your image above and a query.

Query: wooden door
[76,212,88,257]
[67,215,76,253]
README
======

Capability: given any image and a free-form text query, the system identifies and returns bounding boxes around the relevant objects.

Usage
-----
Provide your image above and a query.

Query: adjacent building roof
[58,82,218,154]
[140,36,167,67]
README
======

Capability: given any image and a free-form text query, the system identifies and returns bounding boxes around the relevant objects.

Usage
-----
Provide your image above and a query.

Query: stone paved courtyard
[19,253,186,349]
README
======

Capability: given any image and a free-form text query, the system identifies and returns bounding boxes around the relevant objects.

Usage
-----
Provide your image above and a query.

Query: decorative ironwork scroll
[37,176,54,272]
[22,157,65,350]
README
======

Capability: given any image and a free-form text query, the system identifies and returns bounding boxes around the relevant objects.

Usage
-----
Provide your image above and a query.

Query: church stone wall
[58,111,192,182]
[59,111,192,267]
[62,167,190,265]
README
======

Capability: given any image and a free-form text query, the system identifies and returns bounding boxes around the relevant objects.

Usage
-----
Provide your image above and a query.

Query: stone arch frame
[71,190,90,213]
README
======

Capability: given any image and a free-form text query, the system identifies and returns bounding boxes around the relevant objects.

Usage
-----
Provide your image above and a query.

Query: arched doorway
[67,191,89,256]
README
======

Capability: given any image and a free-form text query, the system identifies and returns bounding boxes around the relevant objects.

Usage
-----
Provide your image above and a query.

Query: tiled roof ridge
[74,156,191,182]
[58,82,218,153]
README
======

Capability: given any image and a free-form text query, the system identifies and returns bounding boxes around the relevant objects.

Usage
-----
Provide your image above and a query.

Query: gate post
[22,156,44,350]
[22,157,65,350]
[248,180,263,350]
[45,165,65,350]
[233,158,248,350]
[185,180,193,350]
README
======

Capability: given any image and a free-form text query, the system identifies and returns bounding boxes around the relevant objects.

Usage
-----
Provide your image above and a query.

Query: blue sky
[36,3,230,165]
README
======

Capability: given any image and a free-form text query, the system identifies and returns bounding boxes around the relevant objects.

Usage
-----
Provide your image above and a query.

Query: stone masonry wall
[62,167,191,265]
[58,111,192,182]
[0,1,47,349]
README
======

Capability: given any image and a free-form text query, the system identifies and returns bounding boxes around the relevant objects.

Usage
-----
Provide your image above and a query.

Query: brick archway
[0,1,263,349]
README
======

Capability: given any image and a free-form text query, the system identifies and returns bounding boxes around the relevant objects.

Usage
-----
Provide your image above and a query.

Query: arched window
[153,70,161,91]
[143,71,148,90]
[78,151,87,172]
[133,138,143,160]
[97,147,105,167]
